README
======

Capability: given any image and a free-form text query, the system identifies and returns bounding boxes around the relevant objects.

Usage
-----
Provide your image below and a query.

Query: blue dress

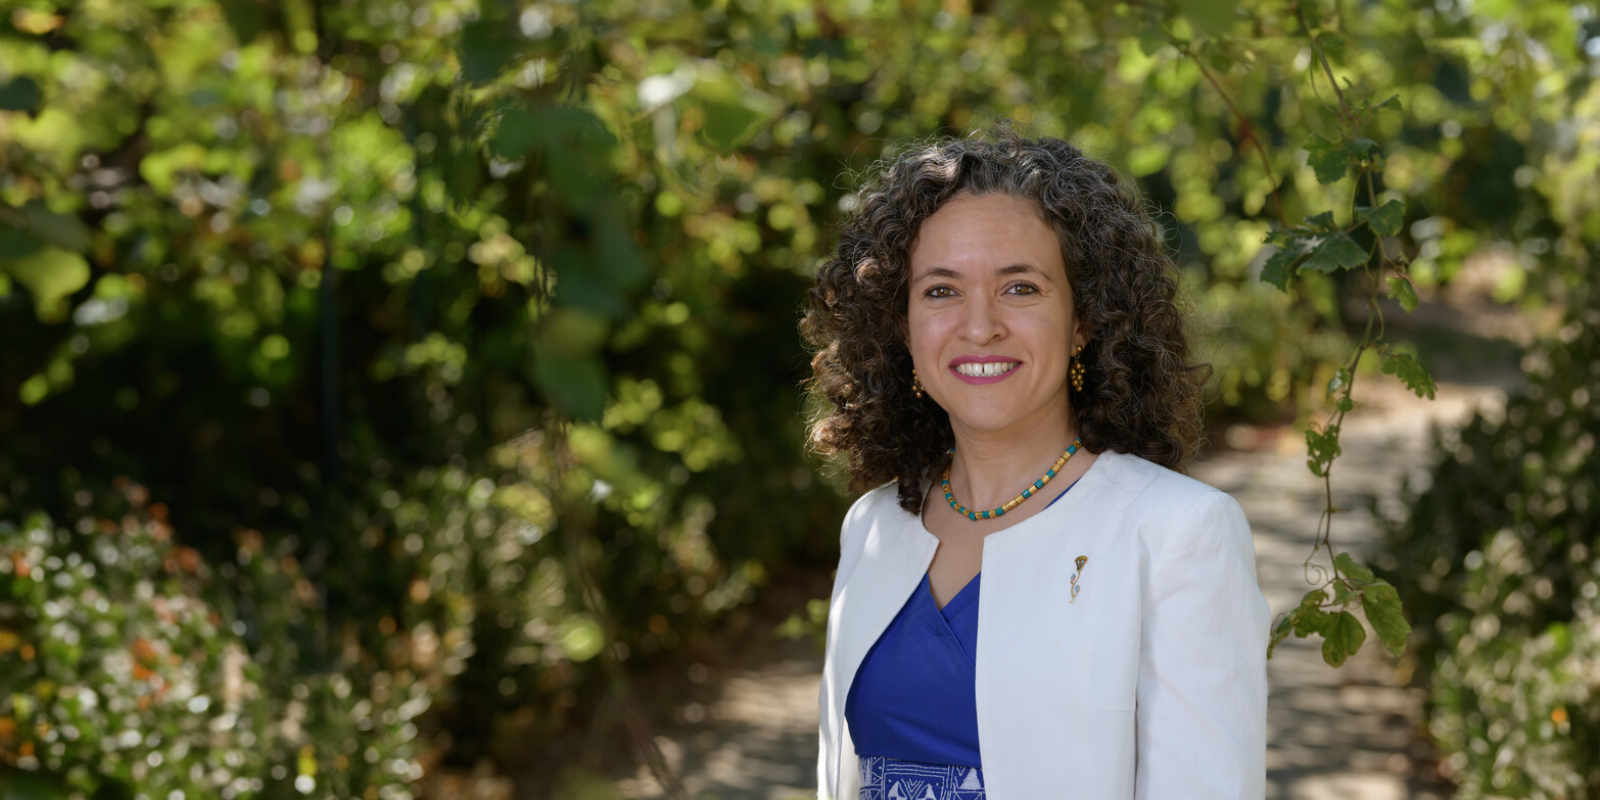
[843,480,1077,799]
[846,571,985,799]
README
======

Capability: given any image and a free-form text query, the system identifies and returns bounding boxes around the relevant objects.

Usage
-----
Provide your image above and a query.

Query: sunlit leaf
[1333,552,1374,585]
[1386,275,1418,312]
[1,246,90,322]
[1381,352,1436,399]
[1361,583,1410,657]
[693,77,783,153]
[556,614,605,662]
[1321,610,1366,667]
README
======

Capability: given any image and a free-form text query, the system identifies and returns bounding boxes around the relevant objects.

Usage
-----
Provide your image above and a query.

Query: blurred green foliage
[1377,290,1600,798]
[0,0,1596,795]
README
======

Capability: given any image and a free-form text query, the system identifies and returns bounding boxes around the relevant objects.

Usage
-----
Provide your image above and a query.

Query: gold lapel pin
[1071,555,1088,604]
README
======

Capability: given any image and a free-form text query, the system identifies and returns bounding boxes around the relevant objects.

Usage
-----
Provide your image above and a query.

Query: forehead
[908,193,1064,277]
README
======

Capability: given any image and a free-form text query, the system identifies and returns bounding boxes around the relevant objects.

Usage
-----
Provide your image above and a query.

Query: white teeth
[955,361,1019,377]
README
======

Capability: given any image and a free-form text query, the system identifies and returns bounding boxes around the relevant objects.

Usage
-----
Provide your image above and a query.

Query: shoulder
[832,481,916,580]
[841,481,911,543]
[1094,451,1250,552]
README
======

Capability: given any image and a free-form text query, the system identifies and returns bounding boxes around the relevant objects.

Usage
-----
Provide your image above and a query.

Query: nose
[959,293,1004,344]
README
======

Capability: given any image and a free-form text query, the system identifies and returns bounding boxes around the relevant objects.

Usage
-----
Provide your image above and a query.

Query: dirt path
[608,373,1516,800]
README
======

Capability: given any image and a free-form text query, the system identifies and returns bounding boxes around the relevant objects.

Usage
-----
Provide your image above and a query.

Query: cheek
[905,308,951,353]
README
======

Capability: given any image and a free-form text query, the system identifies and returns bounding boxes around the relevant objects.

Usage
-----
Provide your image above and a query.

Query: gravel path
[610,373,1515,800]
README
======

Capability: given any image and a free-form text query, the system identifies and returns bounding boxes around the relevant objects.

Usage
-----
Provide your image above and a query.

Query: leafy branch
[1172,4,1430,666]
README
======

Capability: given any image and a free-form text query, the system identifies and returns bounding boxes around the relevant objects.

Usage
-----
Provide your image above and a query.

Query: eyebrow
[912,264,1052,284]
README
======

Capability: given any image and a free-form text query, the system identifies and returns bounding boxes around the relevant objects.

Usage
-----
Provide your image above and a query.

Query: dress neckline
[925,570,980,617]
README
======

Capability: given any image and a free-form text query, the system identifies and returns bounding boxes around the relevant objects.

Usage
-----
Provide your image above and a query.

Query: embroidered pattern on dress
[858,755,985,800]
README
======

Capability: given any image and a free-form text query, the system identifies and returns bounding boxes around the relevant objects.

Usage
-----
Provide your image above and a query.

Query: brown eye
[926,286,955,298]
[1008,283,1039,296]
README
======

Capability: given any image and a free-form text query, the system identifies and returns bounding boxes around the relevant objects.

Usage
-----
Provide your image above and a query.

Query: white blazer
[817,450,1270,799]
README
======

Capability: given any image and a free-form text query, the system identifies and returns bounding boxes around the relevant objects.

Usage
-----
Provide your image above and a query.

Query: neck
[946,399,1080,512]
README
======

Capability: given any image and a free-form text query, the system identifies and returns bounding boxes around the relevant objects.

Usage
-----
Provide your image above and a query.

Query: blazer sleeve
[816,489,877,800]
[1134,490,1270,799]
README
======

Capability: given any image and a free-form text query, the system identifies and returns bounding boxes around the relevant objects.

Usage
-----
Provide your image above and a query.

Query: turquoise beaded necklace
[941,439,1082,521]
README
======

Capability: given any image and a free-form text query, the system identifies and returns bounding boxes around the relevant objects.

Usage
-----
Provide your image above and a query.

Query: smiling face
[906,192,1084,441]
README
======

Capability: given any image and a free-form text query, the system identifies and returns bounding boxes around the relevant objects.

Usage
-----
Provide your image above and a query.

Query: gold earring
[1069,345,1086,392]
[911,368,925,399]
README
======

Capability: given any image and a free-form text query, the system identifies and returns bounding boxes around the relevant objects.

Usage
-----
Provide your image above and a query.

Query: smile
[954,362,1019,377]
[949,360,1022,385]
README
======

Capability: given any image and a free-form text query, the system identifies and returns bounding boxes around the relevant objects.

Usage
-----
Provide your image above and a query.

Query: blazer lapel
[833,509,939,702]
[822,503,938,799]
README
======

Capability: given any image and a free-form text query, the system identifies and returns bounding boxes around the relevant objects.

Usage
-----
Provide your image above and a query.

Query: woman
[802,131,1270,800]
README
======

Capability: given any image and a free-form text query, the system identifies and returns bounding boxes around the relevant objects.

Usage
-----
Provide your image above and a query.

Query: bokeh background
[1,0,1597,798]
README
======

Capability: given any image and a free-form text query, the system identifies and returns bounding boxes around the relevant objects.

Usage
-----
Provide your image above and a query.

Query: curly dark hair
[802,130,1209,515]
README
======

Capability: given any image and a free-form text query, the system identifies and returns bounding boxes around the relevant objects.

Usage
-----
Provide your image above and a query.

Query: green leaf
[532,346,607,421]
[459,18,527,84]
[556,614,605,662]
[539,308,611,355]
[495,105,620,211]
[1381,352,1437,399]
[1268,614,1293,657]
[549,246,631,319]
[0,771,70,800]
[0,201,93,253]
[0,224,43,259]
[1303,232,1368,273]
[219,0,268,44]
[1373,94,1402,111]
[1334,552,1375,585]
[1293,606,1332,638]
[1356,199,1405,236]
[694,77,783,153]
[1305,423,1341,477]
[1264,227,1304,247]
[1303,211,1337,232]
[593,206,650,289]
[0,246,91,322]
[1386,275,1418,312]
[0,76,40,113]
[1298,1,1323,29]
[1361,583,1411,657]
[1136,28,1170,57]
[23,202,93,253]
[1179,0,1235,36]
[1304,135,1350,184]
[1321,610,1366,667]
[1260,247,1299,291]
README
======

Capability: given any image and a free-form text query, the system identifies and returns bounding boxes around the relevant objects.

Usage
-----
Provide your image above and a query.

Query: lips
[949,356,1022,385]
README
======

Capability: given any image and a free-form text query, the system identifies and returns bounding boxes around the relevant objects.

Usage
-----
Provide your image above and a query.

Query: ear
[1072,319,1093,353]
